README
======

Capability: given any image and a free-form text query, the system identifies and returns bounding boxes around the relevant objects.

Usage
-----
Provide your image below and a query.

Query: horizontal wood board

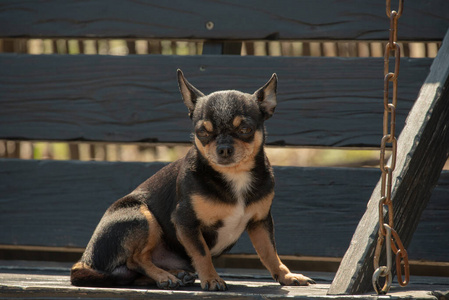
[0,1,448,40]
[0,159,447,261]
[0,54,432,147]
[1,266,448,299]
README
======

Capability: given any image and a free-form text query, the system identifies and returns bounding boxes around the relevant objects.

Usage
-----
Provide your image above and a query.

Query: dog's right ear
[177,69,205,117]
[253,73,278,120]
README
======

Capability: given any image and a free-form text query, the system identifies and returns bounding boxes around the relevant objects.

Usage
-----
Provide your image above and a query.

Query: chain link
[372,0,409,294]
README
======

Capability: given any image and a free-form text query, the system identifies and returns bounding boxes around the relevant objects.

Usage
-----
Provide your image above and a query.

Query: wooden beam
[0,1,448,40]
[0,54,431,147]
[328,29,449,295]
[1,158,448,261]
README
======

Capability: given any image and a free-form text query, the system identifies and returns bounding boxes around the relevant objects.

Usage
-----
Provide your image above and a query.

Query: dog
[70,70,315,291]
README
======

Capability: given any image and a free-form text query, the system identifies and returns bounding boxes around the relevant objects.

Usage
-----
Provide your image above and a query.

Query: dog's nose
[217,145,234,158]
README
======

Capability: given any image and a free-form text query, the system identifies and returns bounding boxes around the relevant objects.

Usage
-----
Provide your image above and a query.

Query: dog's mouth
[208,150,253,170]
[194,136,254,171]
[216,159,238,167]
[207,154,256,174]
[210,156,237,167]
[202,150,242,168]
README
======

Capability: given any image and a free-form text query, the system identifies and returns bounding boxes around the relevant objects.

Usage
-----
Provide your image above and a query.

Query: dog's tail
[70,262,117,287]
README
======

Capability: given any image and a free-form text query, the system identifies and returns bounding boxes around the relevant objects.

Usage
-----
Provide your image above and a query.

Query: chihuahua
[71,70,315,291]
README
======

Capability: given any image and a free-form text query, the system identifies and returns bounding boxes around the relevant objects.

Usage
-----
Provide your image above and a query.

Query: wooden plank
[0,54,431,147]
[0,159,448,262]
[0,264,447,299]
[0,245,83,263]
[0,1,448,40]
[0,272,334,300]
[328,29,449,295]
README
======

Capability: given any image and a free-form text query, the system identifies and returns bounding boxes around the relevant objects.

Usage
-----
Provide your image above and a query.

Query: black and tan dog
[71,70,315,291]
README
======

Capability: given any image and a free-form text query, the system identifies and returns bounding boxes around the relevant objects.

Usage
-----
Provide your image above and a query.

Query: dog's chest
[209,172,253,256]
[210,199,251,256]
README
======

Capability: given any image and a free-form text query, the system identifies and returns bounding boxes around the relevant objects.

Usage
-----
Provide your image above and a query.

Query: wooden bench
[1,1,448,297]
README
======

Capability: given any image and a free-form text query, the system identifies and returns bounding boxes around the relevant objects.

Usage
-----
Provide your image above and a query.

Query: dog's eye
[197,129,209,138]
[239,126,253,135]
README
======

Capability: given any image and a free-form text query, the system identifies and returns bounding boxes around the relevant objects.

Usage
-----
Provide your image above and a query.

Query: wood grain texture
[0,54,431,147]
[0,0,448,40]
[0,268,447,299]
[0,159,447,262]
[328,30,449,295]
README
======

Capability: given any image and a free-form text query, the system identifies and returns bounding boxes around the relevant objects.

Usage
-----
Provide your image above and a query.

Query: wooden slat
[0,54,431,147]
[0,1,448,40]
[0,159,447,262]
[0,265,448,299]
[329,29,449,295]
[0,271,412,299]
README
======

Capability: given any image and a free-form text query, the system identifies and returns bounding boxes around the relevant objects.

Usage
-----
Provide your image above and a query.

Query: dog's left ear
[177,69,205,117]
[253,73,277,120]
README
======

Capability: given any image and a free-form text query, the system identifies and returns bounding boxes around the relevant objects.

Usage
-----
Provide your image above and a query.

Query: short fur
[71,70,315,291]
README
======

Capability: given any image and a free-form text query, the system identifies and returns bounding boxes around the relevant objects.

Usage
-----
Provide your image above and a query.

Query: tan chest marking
[210,199,249,256]
[246,191,274,222]
[191,191,274,256]
[191,194,235,227]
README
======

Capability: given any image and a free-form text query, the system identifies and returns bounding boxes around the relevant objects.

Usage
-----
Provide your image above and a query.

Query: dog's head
[177,69,277,172]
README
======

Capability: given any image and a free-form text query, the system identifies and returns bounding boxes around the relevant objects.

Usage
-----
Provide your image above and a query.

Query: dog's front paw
[200,276,228,291]
[155,273,182,290]
[278,272,316,286]
[171,270,197,287]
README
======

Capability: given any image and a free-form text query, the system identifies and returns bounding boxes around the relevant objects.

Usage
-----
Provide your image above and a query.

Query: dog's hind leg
[174,225,227,291]
[126,205,182,289]
[132,270,195,287]
[132,274,156,286]
[127,251,181,289]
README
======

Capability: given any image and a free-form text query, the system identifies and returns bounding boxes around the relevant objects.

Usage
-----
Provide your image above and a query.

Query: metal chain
[372,0,410,295]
